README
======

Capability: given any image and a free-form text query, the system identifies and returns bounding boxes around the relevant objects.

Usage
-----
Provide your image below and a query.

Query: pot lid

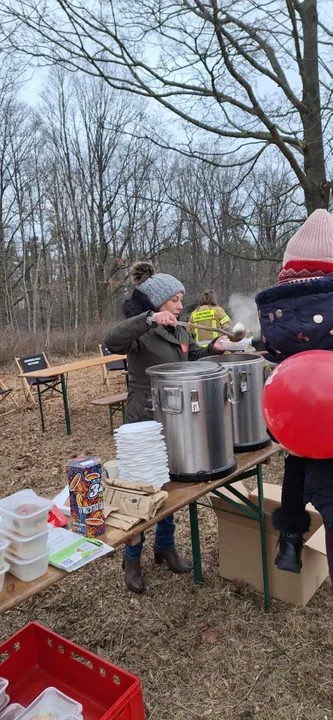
[146,361,225,378]
[201,353,263,365]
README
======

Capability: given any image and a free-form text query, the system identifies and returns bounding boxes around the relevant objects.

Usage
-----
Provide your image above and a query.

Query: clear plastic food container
[0,704,24,720]
[0,526,48,561]
[5,551,49,583]
[0,490,52,538]
[0,538,8,569]
[16,687,83,719]
[0,562,10,593]
[0,679,9,710]
[217,337,252,351]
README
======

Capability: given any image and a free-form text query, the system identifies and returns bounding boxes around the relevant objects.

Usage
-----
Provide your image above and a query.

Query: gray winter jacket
[105,311,220,422]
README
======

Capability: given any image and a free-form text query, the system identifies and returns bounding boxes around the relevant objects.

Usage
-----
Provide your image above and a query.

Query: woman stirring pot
[105,262,229,594]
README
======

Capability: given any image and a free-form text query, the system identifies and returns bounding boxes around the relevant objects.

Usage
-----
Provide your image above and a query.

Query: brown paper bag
[105,512,141,530]
[104,486,168,521]
[103,476,162,494]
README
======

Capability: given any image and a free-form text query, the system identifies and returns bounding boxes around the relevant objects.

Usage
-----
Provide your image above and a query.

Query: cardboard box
[211,482,328,606]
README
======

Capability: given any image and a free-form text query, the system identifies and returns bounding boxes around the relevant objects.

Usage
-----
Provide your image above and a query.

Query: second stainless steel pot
[200,353,270,451]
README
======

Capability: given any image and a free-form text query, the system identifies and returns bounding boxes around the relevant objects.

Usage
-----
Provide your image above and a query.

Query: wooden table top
[20,355,127,379]
[0,443,280,614]
[21,352,267,379]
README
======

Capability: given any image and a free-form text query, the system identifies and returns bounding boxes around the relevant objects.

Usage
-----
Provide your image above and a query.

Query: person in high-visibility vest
[189,290,231,345]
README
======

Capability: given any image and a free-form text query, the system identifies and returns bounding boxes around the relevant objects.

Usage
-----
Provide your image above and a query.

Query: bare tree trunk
[299,0,330,213]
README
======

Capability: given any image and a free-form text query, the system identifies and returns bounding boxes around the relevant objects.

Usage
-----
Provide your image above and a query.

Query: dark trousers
[281,454,306,519]
[125,515,175,561]
[280,453,333,529]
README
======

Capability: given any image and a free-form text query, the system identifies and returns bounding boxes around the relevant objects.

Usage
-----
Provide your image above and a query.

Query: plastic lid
[0,678,9,692]
[0,695,10,713]
[0,561,10,576]
[146,361,225,379]
[0,490,52,517]
[17,687,82,720]
[5,550,48,566]
[66,456,101,469]
[0,525,48,543]
[0,703,24,720]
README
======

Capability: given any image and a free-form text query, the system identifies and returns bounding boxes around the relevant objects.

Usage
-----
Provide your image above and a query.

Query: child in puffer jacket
[256,209,333,582]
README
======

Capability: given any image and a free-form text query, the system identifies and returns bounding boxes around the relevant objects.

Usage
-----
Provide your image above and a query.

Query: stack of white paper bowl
[114,421,170,488]
[0,490,52,583]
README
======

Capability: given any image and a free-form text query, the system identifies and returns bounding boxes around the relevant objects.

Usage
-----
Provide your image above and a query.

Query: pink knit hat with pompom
[278,209,333,284]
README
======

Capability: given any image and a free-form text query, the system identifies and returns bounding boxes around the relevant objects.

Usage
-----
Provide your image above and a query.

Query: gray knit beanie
[138,273,185,310]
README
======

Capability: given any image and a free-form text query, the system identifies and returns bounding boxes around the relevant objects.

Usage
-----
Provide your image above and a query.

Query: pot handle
[161,386,183,414]
[263,362,272,383]
[226,370,237,404]
[239,370,248,393]
[151,387,159,411]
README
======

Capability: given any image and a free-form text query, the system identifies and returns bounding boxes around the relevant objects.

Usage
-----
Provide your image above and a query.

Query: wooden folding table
[20,355,127,435]
[0,443,280,614]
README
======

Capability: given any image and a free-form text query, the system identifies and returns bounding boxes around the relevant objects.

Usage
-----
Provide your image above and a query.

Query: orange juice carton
[66,456,105,537]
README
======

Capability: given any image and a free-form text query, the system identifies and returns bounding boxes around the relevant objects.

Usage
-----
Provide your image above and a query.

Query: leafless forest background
[1,0,333,364]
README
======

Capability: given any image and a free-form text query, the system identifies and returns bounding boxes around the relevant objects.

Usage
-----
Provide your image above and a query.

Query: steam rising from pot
[228,293,260,335]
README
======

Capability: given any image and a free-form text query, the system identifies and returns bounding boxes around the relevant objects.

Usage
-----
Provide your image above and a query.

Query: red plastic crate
[0,622,145,720]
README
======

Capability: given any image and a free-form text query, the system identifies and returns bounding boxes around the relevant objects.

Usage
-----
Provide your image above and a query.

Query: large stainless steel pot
[200,354,270,451]
[146,361,237,482]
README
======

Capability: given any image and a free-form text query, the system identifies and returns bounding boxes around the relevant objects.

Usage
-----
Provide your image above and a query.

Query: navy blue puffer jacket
[255,277,333,363]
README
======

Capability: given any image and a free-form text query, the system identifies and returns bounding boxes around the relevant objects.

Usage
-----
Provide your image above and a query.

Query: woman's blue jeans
[125,514,175,561]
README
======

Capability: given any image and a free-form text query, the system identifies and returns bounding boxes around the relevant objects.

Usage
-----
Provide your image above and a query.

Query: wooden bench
[90,392,128,434]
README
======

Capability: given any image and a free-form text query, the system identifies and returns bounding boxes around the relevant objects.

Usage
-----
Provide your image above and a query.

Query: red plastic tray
[0,622,145,720]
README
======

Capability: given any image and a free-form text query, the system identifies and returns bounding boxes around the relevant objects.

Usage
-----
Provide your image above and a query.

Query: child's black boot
[272,507,311,574]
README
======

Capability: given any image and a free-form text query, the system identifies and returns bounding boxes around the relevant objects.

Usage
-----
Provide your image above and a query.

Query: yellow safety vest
[190,306,231,343]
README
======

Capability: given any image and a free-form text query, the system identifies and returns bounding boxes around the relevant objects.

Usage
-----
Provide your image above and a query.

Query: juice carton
[66,456,105,537]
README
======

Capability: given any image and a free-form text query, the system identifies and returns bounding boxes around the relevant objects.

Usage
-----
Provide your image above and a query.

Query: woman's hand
[151,311,178,327]
[212,337,227,352]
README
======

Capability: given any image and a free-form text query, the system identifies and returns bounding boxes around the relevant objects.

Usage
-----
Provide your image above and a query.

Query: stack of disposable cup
[0,490,52,583]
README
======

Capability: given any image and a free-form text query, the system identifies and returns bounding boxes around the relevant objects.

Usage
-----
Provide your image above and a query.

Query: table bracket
[188,463,270,610]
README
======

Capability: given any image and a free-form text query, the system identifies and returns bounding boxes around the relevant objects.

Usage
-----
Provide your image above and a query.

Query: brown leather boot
[154,547,191,574]
[122,556,145,594]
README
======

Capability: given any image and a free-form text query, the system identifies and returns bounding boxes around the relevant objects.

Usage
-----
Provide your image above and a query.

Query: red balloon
[262,350,333,459]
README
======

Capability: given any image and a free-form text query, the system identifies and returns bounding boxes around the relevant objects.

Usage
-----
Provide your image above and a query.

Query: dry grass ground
[1,358,333,720]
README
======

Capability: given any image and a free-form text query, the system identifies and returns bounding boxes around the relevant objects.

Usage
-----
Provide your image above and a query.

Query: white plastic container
[0,490,52,538]
[0,562,10,593]
[0,539,8,569]
[0,526,48,561]
[0,681,9,711]
[0,704,24,720]
[17,687,83,720]
[5,551,49,582]
[217,337,253,352]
